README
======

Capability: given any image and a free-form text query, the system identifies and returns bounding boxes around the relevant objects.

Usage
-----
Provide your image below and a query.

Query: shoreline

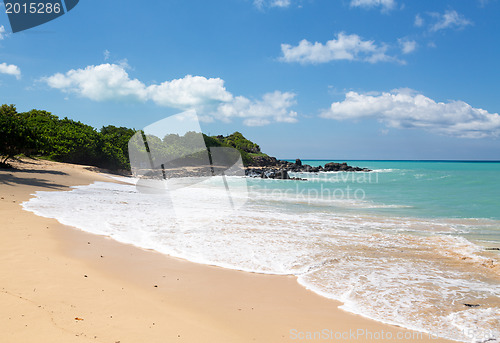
[1,158,455,342]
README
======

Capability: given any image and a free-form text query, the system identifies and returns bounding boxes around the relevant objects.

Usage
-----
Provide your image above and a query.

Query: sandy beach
[0,158,454,343]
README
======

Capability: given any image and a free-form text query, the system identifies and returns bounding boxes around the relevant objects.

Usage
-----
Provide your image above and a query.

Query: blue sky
[1,0,500,159]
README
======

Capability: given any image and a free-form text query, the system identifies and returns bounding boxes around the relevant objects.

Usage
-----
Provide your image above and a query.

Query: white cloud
[429,10,472,32]
[254,0,292,9]
[415,10,472,33]
[271,0,291,7]
[43,63,298,126]
[414,14,424,27]
[216,91,298,126]
[103,49,110,60]
[0,25,7,40]
[44,64,148,101]
[350,0,396,11]
[280,32,401,64]
[0,62,21,79]
[148,75,233,109]
[398,38,417,54]
[320,89,500,138]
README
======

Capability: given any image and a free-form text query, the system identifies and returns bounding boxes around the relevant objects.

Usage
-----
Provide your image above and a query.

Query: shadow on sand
[0,169,68,190]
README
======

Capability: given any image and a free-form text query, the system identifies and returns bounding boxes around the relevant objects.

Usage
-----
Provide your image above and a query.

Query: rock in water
[274,170,290,180]
[463,303,481,307]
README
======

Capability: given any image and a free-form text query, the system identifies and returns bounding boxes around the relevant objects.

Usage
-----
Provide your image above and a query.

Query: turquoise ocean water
[288,160,500,246]
[297,161,500,220]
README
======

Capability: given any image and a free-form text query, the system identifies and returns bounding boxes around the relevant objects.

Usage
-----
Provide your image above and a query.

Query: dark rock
[273,170,290,180]
[324,162,341,171]
[322,162,371,172]
[295,159,302,166]
[251,156,278,167]
[291,163,306,172]
[262,169,289,179]
[261,169,276,179]
[301,164,312,172]
[463,303,480,307]
[245,167,305,180]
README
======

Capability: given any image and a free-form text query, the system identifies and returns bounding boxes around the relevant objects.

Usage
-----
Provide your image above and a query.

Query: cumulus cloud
[148,75,233,109]
[320,89,500,138]
[103,49,110,60]
[254,0,291,9]
[398,38,417,54]
[0,25,7,40]
[0,62,21,79]
[44,64,148,101]
[280,32,401,64]
[42,63,298,126]
[217,91,298,126]
[350,0,396,11]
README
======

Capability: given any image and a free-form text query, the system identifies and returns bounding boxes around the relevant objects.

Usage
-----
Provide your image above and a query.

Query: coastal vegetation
[0,104,135,170]
[0,104,265,171]
[1,104,368,176]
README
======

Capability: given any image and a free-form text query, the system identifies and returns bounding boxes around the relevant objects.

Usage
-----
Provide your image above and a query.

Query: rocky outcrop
[245,168,305,180]
[323,162,368,172]
[251,155,279,167]
[245,157,371,180]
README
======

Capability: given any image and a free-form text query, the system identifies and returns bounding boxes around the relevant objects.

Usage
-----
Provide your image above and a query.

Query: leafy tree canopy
[0,104,38,166]
[1,104,265,170]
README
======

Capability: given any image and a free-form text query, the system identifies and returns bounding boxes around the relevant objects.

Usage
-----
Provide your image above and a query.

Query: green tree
[100,126,136,170]
[218,132,261,154]
[0,104,37,166]
[211,132,263,166]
